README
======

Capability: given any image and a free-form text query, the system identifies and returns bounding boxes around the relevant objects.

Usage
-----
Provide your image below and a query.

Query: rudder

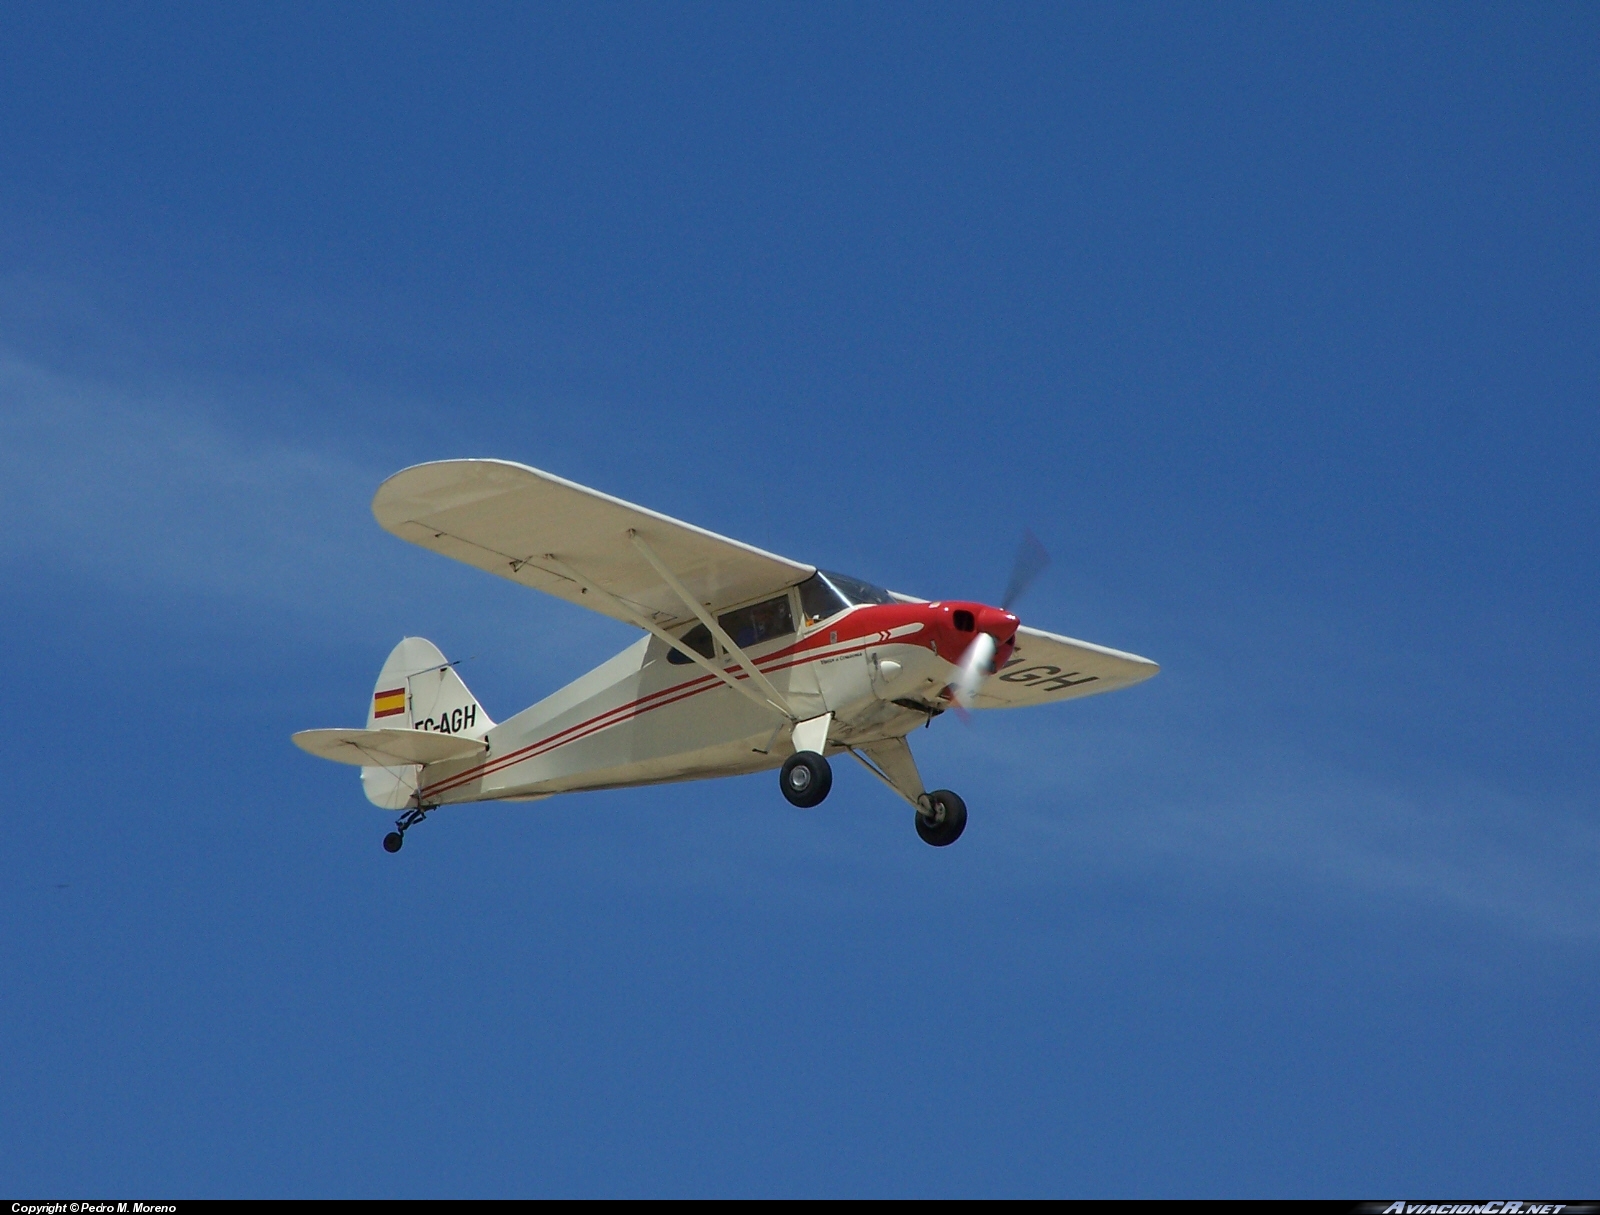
[362,637,494,809]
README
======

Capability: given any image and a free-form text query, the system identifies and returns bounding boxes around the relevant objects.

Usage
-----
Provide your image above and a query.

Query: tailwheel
[382,806,431,853]
[915,789,967,847]
[780,751,833,808]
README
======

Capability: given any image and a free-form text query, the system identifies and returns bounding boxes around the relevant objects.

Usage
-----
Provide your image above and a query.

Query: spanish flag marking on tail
[373,687,407,719]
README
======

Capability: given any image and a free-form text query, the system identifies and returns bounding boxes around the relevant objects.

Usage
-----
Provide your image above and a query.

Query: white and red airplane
[294,459,1158,851]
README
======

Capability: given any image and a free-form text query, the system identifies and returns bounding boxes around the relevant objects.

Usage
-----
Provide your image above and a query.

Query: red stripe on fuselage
[420,667,726,793]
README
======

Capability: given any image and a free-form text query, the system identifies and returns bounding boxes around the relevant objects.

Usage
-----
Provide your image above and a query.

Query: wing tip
[371,458,526,527]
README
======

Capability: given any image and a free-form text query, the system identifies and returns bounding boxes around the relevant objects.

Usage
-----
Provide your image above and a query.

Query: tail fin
[361,637,494,808]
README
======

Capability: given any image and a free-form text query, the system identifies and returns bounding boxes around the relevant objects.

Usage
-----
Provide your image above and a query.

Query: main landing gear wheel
[915,789,967,847]
[780,751,833,808]
[383,832,404,853]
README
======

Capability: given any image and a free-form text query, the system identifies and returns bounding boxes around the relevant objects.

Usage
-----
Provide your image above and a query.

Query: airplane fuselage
[412,599,1011,806]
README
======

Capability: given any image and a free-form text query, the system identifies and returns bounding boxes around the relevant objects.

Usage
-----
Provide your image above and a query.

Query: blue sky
[2,2,1596,1197]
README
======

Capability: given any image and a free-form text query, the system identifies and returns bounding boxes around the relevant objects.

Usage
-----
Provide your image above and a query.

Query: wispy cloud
[0,348,388,613]
[0,341,642,714]
[946,710,1600,940]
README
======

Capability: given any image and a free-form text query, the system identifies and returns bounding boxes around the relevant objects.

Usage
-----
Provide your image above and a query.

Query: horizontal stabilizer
[292,728,488,768]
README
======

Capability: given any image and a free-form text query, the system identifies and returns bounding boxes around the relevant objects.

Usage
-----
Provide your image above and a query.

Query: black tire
[780,751,833,808]
[915,789,967,847]
[382,832,404,853]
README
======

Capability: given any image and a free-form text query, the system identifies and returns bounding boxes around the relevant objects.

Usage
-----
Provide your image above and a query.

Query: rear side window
[718,594,795,650]
[666,622,716,664]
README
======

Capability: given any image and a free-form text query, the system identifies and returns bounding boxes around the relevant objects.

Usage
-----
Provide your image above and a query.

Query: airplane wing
[970,624,1159,709]
[372,459,815,627]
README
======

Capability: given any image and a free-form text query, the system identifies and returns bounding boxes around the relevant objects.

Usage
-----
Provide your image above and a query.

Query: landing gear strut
[779,751,833,808]
[382,806,432,853]
[915,789,967,847]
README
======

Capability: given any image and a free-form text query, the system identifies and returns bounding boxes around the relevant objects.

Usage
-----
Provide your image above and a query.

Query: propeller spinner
[947,531,1051,711]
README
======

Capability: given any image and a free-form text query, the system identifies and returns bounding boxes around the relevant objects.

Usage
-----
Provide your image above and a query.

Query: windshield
[798,570,895,626]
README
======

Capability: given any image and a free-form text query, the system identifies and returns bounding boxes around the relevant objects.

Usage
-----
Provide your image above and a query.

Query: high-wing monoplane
[294,460,1158,851]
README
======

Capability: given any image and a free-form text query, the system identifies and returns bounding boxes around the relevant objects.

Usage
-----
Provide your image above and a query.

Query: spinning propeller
[947,530,1050,712]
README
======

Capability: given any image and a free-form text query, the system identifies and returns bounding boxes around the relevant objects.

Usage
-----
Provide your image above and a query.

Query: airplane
[293,459,1159,852]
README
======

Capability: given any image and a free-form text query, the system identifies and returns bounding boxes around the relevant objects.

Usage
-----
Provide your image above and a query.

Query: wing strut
[627,531,798,720]
[541,554,794,721]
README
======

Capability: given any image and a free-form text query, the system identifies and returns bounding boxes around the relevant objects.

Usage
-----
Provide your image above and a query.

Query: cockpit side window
[798,570,895,626]
[798,574,848,626]
[665,621,717,665]
[717,594,794,651]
